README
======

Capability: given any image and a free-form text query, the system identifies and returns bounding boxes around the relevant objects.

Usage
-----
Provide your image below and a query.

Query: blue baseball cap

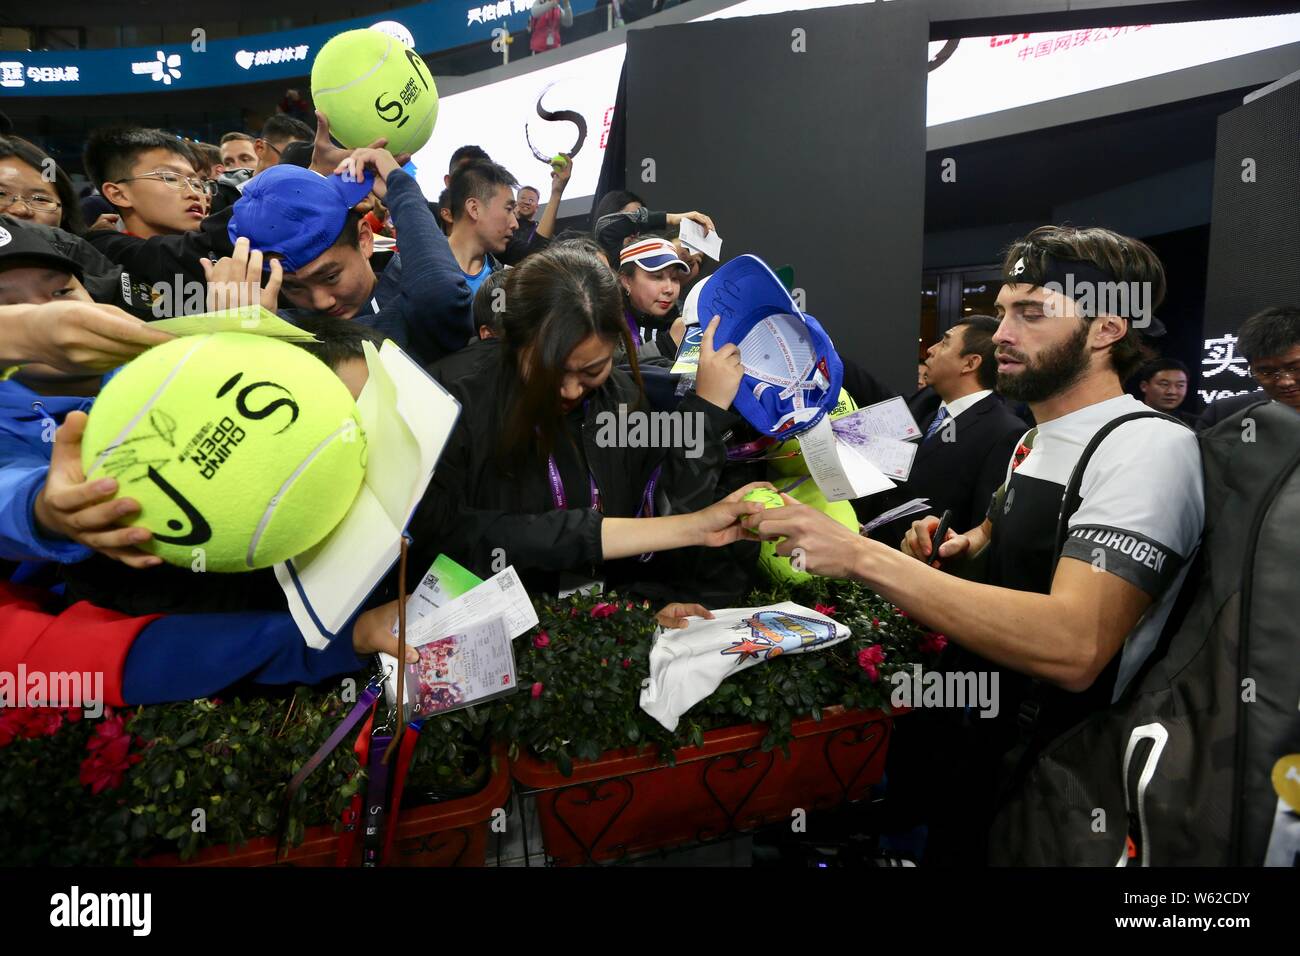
[228,165,376,273]
[693,254,843,438]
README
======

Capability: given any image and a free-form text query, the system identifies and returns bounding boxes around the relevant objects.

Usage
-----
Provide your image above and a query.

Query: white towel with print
[639,602,850,732]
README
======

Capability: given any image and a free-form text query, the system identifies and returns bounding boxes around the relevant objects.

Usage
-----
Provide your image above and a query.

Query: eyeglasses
[112,170,206,194]
[1250,363,1300,385]
[0,188,62,213]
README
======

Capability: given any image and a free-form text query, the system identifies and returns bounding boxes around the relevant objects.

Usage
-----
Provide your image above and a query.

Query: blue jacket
[0,378,94,563]
[310,168,474,366]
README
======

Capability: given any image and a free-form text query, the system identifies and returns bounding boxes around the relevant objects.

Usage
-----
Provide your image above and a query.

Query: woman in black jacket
[410,241,759,598]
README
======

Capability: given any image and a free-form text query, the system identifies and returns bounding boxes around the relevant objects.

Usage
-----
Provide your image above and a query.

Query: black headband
[1003,250,1166,336]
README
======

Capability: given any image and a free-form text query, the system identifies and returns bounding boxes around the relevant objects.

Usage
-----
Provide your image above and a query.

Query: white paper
[677,218,722,261]
[831,396,922,444]
[394,615,519,722]
[277,340,461,648]
[798,415,896,502]
[405,566,539,647]
[855,436,918,481]
[860,497,932,534]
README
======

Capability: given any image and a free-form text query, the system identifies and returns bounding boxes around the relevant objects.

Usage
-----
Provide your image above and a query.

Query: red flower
[0,711,25,748]
[621,658,631,669]
[895,608,908,618]
[600,659,608,667]
[532,631,551,649]
[78,713,140,795]
[569,607,579,618]
[919,632,948,655]
[871,617,880,629]
[590,603,618,620]
[530,682,545,699]
[0,707,67,747]
[814,604,837,618]
[857,645,886,682]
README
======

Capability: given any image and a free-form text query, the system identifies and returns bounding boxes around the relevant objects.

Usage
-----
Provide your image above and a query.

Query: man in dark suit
[1197,305,1300,430]
[855,316,1028,549]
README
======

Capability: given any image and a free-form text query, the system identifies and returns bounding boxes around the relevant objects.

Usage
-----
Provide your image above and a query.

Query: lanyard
[546,407,601,511]
[546,454,600,511]
[277,674,384,861]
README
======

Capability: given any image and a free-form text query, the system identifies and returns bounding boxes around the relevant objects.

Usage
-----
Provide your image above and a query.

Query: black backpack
[990,401,1300,865]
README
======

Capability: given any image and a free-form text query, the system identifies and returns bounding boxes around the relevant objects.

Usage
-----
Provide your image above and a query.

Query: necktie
[923,406,950,442]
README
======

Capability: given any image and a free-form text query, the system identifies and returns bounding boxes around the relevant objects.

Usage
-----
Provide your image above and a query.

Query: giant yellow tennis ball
[311,28,439,156]
[756,479,858,584]
[81,333,368,572]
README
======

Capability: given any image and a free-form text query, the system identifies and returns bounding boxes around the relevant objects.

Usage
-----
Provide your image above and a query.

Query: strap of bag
[1002,410,1187,799]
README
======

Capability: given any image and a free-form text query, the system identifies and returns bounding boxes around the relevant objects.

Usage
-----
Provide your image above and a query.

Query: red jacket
[0,581,158,707]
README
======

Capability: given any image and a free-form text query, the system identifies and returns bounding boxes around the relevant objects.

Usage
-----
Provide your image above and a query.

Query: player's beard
[997,321,1091,403]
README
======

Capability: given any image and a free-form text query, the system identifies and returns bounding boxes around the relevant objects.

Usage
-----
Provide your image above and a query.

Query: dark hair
[1237,306,1300,365]
[220,131,254,145]
[447,158,518,222]
[292,315,386,368]
[497,243,639,467]
[83,126,195,194]
[449,145,490,173]
[1000,224,1164,382]
[590,190,645,228]
[473,268,510,337]
[953,315,1000,390]
[0,135,86,235]
[189,141,221,178]
[330,210,364,250]
[280,140,314,169]
[259,114,313,148]
[553,231,608,262]
[1136,357,1190,383]
[433,189,452,235]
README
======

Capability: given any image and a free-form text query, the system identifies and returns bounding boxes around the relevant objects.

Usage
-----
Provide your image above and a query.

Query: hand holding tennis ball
[80,333,368,572]
[33,411,161,569]
[742,488,786,510]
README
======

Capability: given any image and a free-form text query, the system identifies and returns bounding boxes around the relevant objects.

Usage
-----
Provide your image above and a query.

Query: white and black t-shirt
[997,394,1205,697]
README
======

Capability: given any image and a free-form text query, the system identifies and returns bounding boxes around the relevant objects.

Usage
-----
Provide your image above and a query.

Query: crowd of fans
[1,108,1297,864]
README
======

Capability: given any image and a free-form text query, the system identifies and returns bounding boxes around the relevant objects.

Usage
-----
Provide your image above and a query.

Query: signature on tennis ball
[742,488,785,509]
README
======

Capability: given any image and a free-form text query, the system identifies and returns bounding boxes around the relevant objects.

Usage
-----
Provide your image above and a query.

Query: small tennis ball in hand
[551,154,569,169]
[81,333,367,572]
[743,488,785,510]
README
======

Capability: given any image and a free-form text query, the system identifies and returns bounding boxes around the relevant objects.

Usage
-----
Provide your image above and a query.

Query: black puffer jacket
[409,339,748,601]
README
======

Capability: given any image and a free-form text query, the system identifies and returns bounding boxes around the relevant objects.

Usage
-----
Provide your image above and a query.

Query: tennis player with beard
[745,225,1205,863]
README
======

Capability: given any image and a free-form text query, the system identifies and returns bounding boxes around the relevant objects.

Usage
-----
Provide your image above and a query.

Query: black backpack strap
[1002,410,1189,802]
[1051,410,1189,573]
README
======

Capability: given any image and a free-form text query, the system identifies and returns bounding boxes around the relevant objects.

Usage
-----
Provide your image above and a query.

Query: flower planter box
[511,707,892,865]
[139,743,510,867]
